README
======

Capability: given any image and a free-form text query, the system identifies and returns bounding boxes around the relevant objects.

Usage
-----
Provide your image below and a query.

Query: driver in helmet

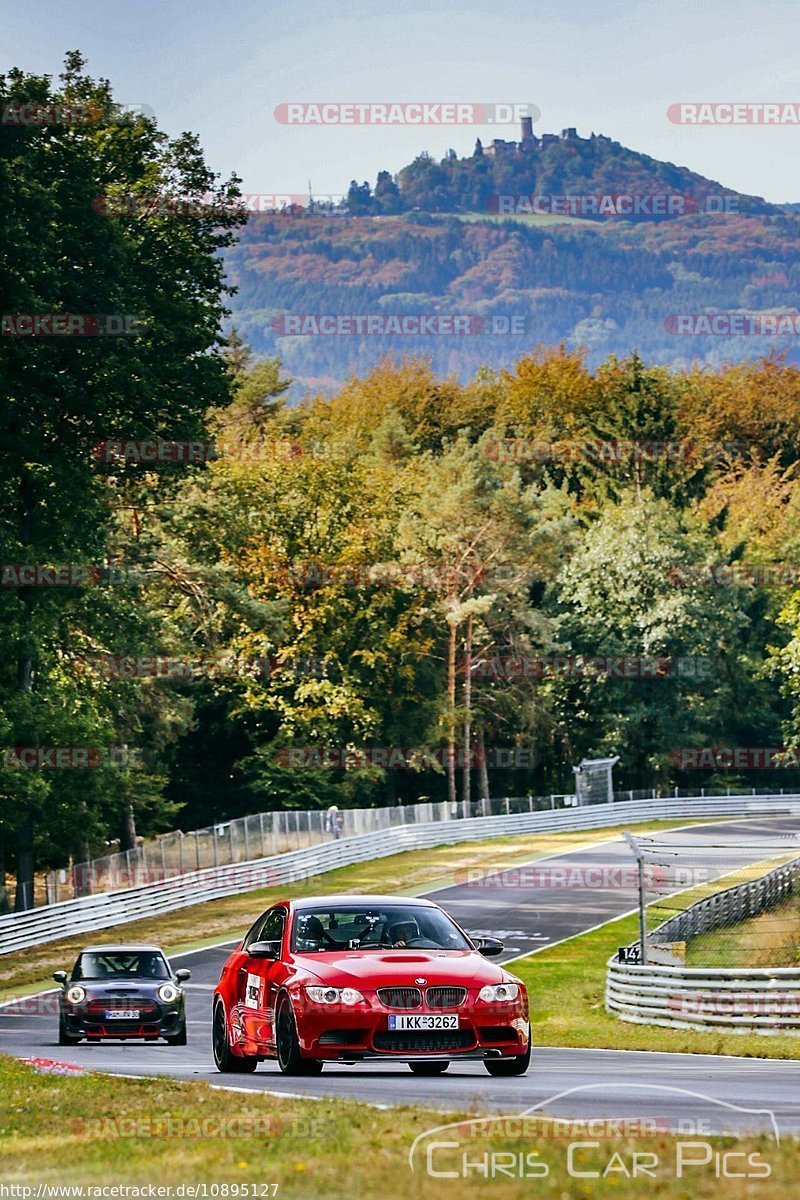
[388,917,420,947]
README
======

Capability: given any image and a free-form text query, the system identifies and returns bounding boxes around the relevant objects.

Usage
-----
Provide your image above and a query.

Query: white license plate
[105,1009,140,1020]
[388,1014,459,1031]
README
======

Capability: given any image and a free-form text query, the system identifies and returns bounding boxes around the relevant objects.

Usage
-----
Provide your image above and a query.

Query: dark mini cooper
[53,944,190,1045]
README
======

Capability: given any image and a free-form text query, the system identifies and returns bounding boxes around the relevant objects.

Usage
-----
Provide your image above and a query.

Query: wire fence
[627,827,800,967]
[2,782,796,911]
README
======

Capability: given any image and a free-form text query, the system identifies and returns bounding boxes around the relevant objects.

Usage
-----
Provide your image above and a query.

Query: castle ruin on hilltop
[481,118,585,156]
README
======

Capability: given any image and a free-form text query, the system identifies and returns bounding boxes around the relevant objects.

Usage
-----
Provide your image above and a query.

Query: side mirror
[248,940,281,959]
[471,936,504,957]
[175,968,191,982]
[53,971,68,985]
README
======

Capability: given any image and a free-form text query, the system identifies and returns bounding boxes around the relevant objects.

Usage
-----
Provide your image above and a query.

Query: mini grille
[87,1000,158,1018]
[376,987,422,1009]
[426,986,467,1009]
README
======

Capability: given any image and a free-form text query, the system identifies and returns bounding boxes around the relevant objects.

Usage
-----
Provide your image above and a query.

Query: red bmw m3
[212,894,530,1076]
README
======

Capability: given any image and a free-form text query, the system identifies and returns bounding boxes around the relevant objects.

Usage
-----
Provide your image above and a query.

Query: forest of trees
[228,206,800,389]
[5,56,800,909]
[345,133,771,219]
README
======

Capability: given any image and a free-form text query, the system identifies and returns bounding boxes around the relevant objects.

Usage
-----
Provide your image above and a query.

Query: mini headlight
[478,983,519,1003]
[305,986,364,1005]
[158,983,179,1003]
[66,985,86,1005]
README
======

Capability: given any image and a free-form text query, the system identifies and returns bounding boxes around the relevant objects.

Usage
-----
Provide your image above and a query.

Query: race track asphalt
[4,814,800,1134]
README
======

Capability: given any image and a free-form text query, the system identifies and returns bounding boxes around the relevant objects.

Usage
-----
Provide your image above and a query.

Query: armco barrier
[3,793,800,955]
[607,961,800,1033]
[607,839,800,1034]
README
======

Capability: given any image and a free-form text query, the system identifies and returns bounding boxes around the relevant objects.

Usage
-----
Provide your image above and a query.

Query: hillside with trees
[5,56,800,907]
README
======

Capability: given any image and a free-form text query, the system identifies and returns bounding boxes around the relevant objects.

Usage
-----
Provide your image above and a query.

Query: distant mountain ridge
[225,124,799,393]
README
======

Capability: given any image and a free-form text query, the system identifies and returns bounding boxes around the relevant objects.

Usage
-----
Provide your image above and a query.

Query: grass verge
[1,1054,793,1196]
[512,910,800,1059]
[686,890,800,967]
[0,819,718,1000]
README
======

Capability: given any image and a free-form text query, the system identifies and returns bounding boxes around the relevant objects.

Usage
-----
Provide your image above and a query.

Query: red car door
[238,906,287,1048]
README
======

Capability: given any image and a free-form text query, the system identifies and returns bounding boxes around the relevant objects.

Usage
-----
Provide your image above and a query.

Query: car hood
[293,950,511,988]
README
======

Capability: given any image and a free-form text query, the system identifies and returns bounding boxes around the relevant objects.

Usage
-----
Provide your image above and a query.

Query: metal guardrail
[45,794,577,904]
[607,961,800,1032]
[45,784,795,905]
[3,792,799,956]
[607,847,800,1033]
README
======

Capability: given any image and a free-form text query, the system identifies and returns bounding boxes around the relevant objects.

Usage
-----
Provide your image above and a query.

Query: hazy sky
[4,0,799,202]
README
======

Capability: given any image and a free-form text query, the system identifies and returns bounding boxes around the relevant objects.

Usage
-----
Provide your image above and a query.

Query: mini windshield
[291,906,471,952]
[71,951,171,981]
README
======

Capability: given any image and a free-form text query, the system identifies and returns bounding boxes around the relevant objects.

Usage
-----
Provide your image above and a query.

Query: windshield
[291,905,471,952]
[72,951,171,981]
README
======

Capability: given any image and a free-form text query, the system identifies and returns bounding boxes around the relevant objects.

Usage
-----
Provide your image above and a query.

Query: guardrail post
[623,831,647,965]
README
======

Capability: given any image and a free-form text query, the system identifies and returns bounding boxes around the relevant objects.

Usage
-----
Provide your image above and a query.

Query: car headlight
[305,986,365,1005]
[66,985,86,1005]
[158,983,179,1004]
[478,983,519,1003]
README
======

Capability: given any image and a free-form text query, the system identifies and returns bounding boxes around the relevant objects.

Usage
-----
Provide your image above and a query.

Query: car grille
[376,987,422,1009]
[87,1000,158,1019]
[373,1030,475,1053]
[426,986,466,1009]
[318,1030,368,1046]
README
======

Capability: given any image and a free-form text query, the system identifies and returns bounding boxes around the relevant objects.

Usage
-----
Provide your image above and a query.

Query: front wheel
[58,1017,81,1046]
[275,995,323,1075]
[409,1061,449,1075]
[213,1003,257,1073]
[484,1032,531,1077]
[165,1022,187,1046]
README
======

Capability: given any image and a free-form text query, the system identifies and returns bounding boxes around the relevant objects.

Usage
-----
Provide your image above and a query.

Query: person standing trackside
[325,804,343,840]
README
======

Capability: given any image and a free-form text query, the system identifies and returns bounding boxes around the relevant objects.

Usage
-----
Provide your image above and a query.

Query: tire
[58,1017,81,1046]
[484,1031,531,1077]
[213,1002,258,1073]
[409,1061,449,1075]
[275,995,323,1075]
[165,1022,187,1046]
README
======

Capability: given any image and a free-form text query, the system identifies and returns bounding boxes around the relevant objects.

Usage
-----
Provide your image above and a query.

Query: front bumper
[294,998,529,1061]
[61,999,184,1040]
